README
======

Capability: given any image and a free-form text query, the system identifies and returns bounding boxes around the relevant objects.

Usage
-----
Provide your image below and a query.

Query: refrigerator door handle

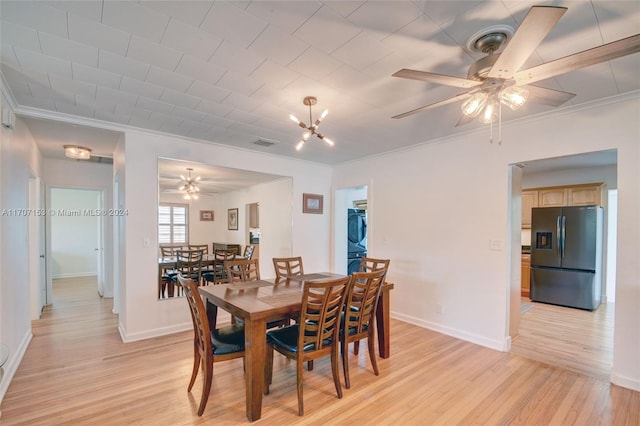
[556,216,562,257]
[560,215,567,259]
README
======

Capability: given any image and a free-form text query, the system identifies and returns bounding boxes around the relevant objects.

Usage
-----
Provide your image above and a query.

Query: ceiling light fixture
[179,168,200,200]
[289,96,334,151]
[64,144,92,160]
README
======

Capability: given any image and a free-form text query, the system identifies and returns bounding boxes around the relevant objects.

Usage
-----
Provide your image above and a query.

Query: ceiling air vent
[252,138,278,148]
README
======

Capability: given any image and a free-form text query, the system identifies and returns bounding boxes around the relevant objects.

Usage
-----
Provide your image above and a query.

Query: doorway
[47,188,105,300]
[508,150,617,379]
[334,185,368,274]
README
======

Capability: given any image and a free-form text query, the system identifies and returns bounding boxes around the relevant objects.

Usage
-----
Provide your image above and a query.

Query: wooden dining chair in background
[358,257,390,273]
[202,249,236,285]
[188,244,209,255]
[272,256,304,281]
[174,249,203,294]
[340,269,387,389]
[179,274,245,416]
[264,275,352,416]
[224,258,260,283]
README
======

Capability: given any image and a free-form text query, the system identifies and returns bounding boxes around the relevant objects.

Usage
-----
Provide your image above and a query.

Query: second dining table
[198,272,394,422]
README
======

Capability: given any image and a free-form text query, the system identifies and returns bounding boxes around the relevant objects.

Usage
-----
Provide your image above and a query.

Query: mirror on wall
[157,157,293,300]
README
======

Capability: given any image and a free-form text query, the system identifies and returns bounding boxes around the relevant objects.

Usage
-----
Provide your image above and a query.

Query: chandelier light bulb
[323,137,334,146]
[296,140,305,151]
[500,86,529,110]
[480,100,496,124]
[461,92,488,117]
[289,114,300,124]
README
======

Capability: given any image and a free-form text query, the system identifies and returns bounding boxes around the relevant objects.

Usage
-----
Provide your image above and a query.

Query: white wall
[332,93,640,391]
[119,131,331,342]
[50,188,99,278]
[0,100,42,404]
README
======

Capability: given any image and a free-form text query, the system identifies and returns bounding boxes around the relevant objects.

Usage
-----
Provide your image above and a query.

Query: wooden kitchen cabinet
[521,254,531,297]
[521,190,538,228]
[568,184,603,206]
[538,188,568,207]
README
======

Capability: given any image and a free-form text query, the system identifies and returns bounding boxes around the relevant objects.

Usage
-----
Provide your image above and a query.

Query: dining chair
[173,249,204,295]
[202,249,236,285]
[243,245,255,260]
[225,259,289,328]
[224,258,260,283]
[340,269,387,389]
[179,274,245,416]
[272,256,304,281]
[188,244,209,255]
[159,246,182,298]
[358,257,390,273]
[264,275,353,416]
[352,257,390,355]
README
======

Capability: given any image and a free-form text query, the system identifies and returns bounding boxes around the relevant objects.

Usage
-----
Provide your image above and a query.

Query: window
[159,203,188,245]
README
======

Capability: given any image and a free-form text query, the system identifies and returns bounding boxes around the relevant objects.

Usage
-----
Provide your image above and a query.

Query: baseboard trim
[53,273,97,279]
[610,371,640,392]
[391,311,509,352]
[0,330,32,407]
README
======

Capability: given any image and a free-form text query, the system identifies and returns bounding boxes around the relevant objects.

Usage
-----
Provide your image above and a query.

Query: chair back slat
[179,274,210,357]
[188,244,209,255]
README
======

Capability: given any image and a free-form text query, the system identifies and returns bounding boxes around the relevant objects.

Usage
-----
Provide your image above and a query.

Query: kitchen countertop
[522,246,531,255]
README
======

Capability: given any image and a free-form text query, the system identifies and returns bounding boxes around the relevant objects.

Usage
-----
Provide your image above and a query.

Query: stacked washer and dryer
[347,208,367,274]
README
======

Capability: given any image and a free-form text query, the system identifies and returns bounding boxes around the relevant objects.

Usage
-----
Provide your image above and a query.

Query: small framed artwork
[302,193,323,214]
[228,208,239,230]
[199,210,214,221]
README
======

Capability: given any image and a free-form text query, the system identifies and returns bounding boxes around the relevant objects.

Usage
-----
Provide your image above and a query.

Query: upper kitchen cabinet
[538,188,567,207]
[522,190,539,228]
[522,183,605,228]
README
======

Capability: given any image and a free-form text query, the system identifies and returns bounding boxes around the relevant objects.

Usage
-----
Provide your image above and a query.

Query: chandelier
[289,96,334,151]
[179,168,200,200]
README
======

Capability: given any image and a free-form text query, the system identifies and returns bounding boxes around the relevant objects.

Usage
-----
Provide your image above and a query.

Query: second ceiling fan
[391,5,640,126]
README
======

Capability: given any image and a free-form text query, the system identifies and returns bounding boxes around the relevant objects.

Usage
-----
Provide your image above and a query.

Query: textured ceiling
[1,1,638,166]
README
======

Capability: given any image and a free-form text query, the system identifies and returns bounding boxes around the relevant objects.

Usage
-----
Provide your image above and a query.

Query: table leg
[376,284,393,359]
[205,300,218,329]
[244,317,267,421]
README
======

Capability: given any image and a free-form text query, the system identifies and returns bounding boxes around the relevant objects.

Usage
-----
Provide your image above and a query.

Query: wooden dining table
[198,272,394,422]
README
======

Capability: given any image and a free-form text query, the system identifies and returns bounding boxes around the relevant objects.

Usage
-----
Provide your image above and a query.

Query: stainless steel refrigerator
[530,205,604,310]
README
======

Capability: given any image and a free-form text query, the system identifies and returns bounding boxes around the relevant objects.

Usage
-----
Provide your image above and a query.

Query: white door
[28,177,47,319]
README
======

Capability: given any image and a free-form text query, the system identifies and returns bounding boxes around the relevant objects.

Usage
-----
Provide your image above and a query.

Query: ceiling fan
[391,5,640,127]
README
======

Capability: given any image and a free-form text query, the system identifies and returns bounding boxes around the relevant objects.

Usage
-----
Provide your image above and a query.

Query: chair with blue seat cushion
[263,275,352,416]
[340,269,387,389]
[179,274,245,416]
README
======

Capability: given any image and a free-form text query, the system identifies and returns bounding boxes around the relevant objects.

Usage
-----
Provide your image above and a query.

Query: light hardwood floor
[511,299,614,381]
[1,277,638,425]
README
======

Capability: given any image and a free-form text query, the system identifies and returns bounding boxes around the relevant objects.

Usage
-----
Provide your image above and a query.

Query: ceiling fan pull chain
[498,102,502,145]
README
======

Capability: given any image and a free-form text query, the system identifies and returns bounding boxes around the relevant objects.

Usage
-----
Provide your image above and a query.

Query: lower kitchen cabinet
[521,254,531,298]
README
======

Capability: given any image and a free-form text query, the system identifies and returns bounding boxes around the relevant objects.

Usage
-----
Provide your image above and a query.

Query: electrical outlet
[436,303,443,314]
[143,237,150,248]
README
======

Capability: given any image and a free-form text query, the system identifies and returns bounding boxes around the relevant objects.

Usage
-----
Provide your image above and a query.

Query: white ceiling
[2,1,637,166]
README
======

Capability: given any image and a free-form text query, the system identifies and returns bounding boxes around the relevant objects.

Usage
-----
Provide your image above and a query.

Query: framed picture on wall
[302,193,323,214]
[199,210,214,221]
[228,208,238,230]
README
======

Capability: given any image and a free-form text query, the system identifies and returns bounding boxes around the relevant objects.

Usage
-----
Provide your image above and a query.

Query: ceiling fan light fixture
[500,86,529,110]
[64,144,91,160]
[179,168,200,200]
[461,92,488,117]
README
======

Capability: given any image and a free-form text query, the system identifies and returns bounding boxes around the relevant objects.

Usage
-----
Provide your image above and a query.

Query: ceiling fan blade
[524,85,575,107]
[454,114,475,127]
[515,33,640,85]
[488,6,567,79]
[392,69,481,89]
[391,92,471,119]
